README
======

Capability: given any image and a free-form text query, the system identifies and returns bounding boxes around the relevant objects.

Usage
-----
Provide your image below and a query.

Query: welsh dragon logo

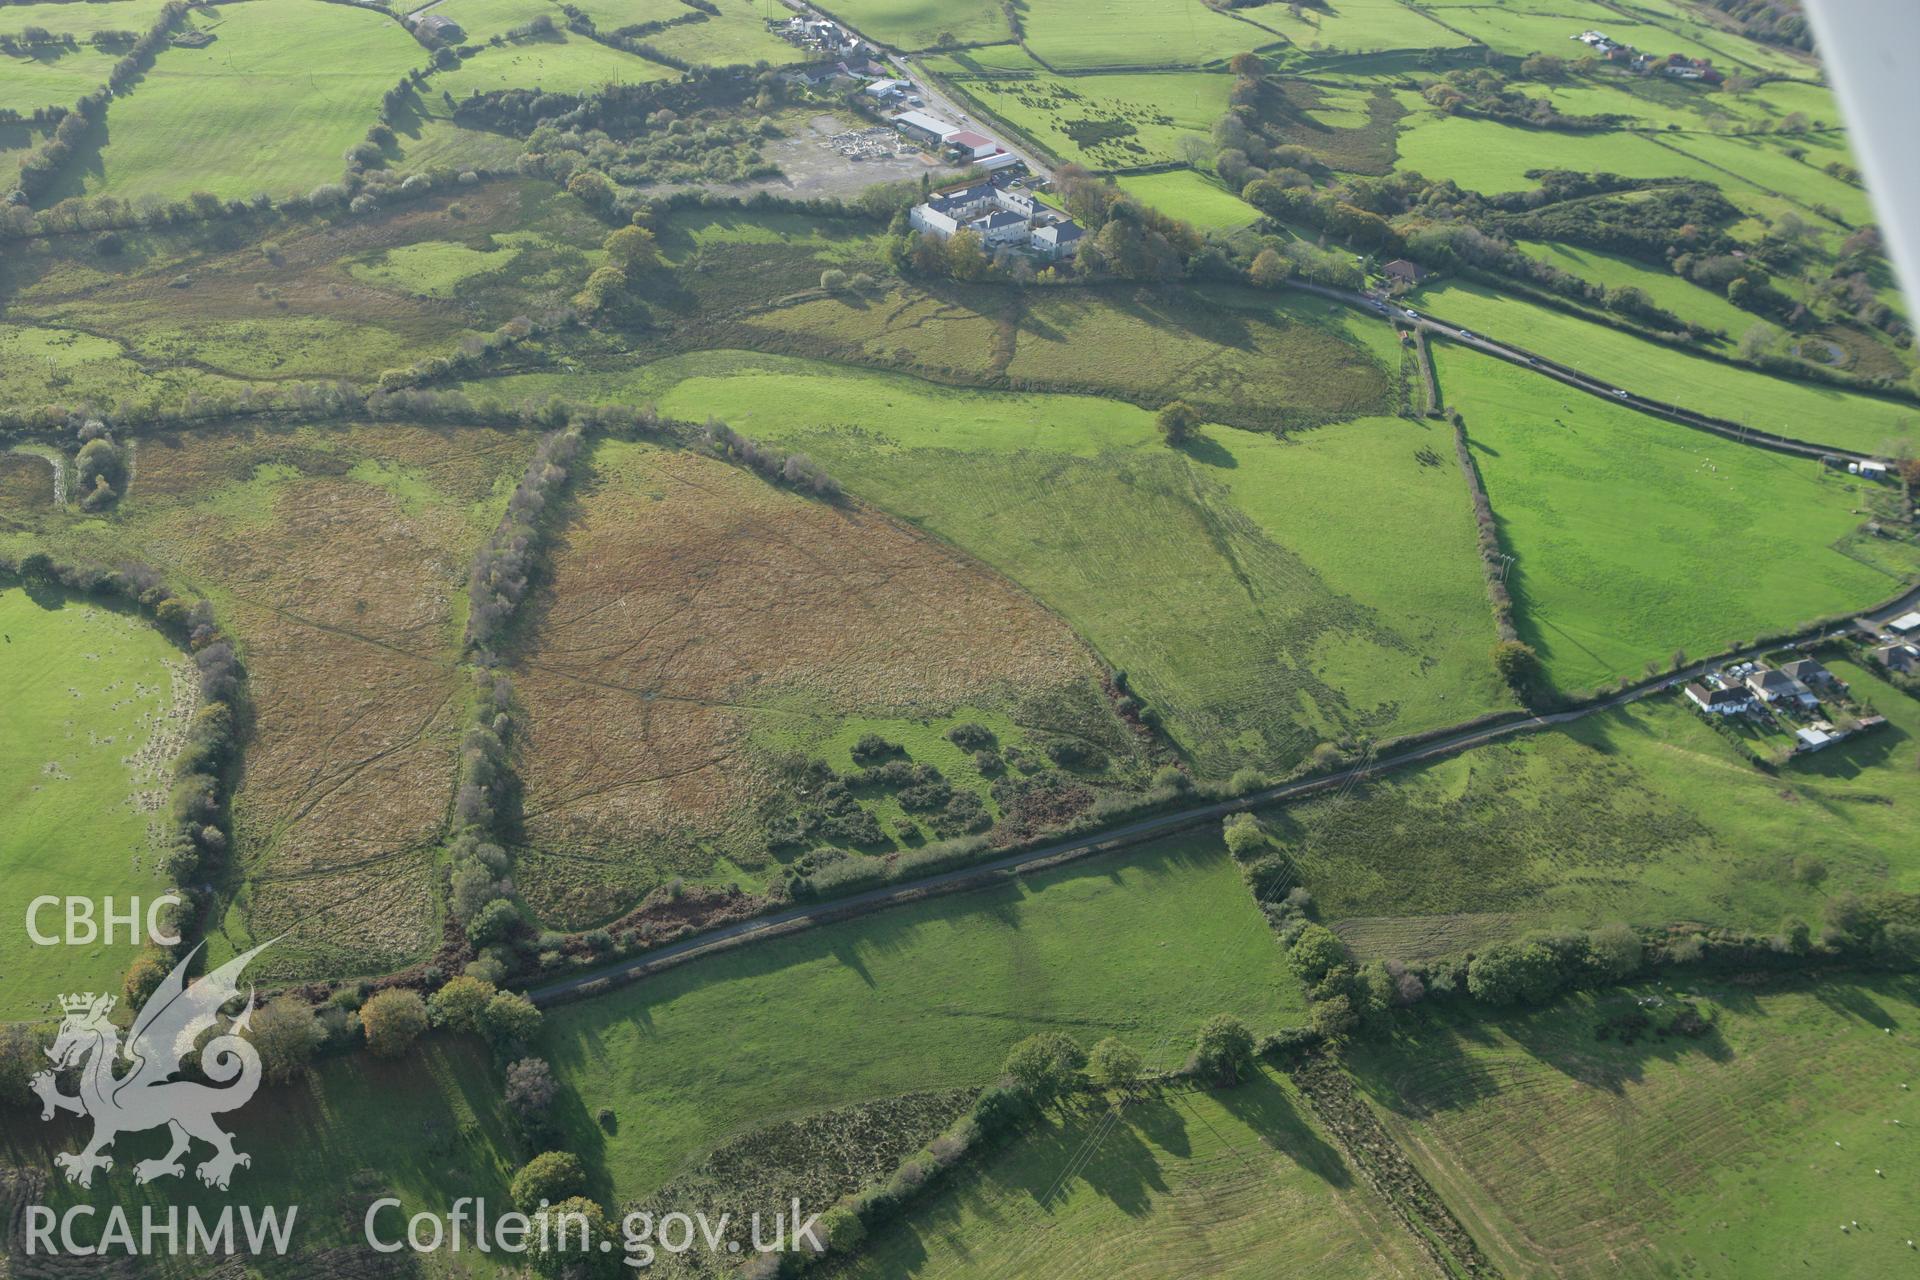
[32,941,272,1190]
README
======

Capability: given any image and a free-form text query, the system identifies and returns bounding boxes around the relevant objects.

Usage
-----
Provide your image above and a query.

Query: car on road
[1403,309,1419,319]
[1458,329,1474,339]
[1611,388,1629,398]
[1525,356,1540,366]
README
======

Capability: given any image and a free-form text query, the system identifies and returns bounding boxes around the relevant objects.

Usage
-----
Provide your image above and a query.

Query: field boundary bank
[1287,1052,1501,1279]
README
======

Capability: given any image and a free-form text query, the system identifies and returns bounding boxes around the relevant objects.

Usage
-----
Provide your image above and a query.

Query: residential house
[1780,658,1840,690]
[1381,259,1428,285]
[1685,682,1749,715]
[1873,642,1920,674]
[910,181,1076,257]
[975,209,1028,247]
[1030,220,1084,259]
[1746,667,1817,708]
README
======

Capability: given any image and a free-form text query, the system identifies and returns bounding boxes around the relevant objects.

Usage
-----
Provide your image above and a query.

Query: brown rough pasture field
[32,423,539,980]
[509,439,1118,924]
[0,453,55,515]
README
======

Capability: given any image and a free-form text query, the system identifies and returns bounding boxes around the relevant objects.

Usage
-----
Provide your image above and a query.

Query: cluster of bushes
[466,427,580,659]
[377,312,563,390]
[1422,66,1627,131]
[701,418,840,499]
[439,426,594,974]
[0,552,244,988]
[1488,172,1743,254]
[525,110,781,212]
[787,835,994,900]
[766,762,888,851]
[454,67,771,140]
[1701,0,1812,52]
[71,417,128,509]
[572,223,661,322]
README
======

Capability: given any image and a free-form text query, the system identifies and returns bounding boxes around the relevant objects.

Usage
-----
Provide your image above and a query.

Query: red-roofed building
[942,130,1003,160]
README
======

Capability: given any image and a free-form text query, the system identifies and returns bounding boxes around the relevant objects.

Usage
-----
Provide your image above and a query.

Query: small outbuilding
[410,12,465,42]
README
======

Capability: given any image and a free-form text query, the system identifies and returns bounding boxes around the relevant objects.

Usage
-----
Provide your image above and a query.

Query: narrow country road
[1285,279,1894,464]
[528,585,1920,1005]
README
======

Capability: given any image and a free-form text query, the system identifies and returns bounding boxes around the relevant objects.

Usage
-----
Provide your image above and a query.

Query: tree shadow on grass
[1500,991,1734,1096]
[1213,1067,1351,1187]
[1179,433,1237,469]
[1808,977,1910,1032]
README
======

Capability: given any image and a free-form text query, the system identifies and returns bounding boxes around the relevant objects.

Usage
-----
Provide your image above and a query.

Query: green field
[641,0,799,67]
[1436,347,1917,691]
[1513,239,1754,341]
[819,0,1011,50]
[0,0,170,39]
[346,238,532,298]
[0,45,123,114]
[433,26,675,97]
[1622,0,1815,77]
[63,2,423,204]
[1415,282,1920,458]
[0,1037,518,1269]
[1663,129,1877,227]
[1350,976,1920,1278]
[1242,0,1472,52]
[1117,168,1261,230]
[0,587,191,1018]
[542,833,1304,1200]
[939,69,1231,169]
[1284,660,1920,957]
[558,348,1512,775]
[1393,112,1717,193]
[1430,6,1675,58]
[840,1067,1430,1279]
[430,0,566,41]
[1018,0,1260,70]
[474,343,1500,777]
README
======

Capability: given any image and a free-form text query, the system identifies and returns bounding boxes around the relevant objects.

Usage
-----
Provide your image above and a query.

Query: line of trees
[700,419,840,500]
